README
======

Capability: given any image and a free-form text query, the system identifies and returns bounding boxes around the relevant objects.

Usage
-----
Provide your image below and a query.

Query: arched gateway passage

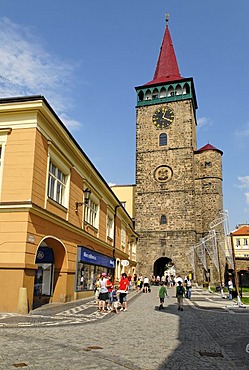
[154,257,172,278]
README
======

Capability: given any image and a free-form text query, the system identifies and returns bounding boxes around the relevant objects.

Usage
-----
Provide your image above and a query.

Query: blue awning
[35,247,54,264]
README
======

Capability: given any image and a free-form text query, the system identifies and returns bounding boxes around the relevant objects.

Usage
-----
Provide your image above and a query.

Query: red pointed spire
[145,15,184,86]
[195,143,223,155]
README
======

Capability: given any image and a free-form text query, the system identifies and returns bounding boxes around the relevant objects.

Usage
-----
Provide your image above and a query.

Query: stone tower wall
[135,96,224,285]
[194,150,225,284]
[135,99,199,279]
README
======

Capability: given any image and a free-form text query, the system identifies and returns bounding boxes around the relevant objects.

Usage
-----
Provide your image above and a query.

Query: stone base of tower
[136,231,225,286]
[136,230,197,281]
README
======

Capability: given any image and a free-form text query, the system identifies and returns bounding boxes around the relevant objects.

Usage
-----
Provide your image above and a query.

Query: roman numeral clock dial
[152,106,174,128]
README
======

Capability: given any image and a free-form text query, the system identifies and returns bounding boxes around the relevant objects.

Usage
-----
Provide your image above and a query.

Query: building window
[121,226,126,249]
[48,161,66,205]
[107,214,114,239]
[235,238,240,248]
[84,199,98,228]
[160,215,167,224]
[159,133,167,146]
[243,239,248,246]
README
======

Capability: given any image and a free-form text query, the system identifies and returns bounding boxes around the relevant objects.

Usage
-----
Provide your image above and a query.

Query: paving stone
[0,287,248,369]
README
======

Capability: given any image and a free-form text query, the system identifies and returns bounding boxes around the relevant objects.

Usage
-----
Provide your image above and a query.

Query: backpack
[178,286,184,295]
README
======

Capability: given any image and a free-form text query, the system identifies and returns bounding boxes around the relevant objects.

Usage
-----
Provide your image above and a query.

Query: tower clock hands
[152,106,174,128]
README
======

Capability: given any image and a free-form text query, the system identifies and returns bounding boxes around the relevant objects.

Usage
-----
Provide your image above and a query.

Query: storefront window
[76,246,116,292]
[76,263,107,292]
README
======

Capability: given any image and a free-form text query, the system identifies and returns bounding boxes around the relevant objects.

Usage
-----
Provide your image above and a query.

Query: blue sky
[0,0,249,229]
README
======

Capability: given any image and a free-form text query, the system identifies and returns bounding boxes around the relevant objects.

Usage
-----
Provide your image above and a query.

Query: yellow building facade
[111,185,135,219]
[231,225,249,259]
[0,95,137,313]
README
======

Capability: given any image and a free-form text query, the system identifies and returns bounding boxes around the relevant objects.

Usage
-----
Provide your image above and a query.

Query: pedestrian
[119,272,129,311]
[176,281,185,311]
[158,282,168,310]
[175,275,183,285]
[161,275,166,285]
[127,273,132,290]
[97,272,109,312]
[143,276,149,293]
[228,278,233,300]
[133,273,137,290]
[94,274,101,304]
[186,277,192,299]
[136,278,142,292]
[106,274,113,310]
[112,285,119,313]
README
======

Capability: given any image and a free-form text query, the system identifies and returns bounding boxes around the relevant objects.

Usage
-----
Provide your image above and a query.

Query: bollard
[17,287,28,314]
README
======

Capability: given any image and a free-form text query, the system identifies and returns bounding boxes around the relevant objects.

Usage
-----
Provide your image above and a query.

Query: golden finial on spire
[165,13,170,24]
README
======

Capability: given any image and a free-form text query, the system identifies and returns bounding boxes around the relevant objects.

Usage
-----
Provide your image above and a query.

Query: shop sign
[121,260,129,266]
[35,247,54,263]
[79,246,116,268]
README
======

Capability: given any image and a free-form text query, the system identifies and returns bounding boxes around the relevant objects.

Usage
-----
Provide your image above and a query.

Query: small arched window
[159,133,167,146]
[138,90,144,101]
[160,215,167,224]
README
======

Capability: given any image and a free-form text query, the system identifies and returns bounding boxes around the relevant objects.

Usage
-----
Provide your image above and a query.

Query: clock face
[152,106,174,128]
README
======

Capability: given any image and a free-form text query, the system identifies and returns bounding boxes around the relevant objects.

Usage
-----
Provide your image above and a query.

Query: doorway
[33,246,54,308]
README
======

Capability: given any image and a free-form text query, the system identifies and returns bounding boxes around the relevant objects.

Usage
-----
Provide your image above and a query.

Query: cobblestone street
[0,287,248,369]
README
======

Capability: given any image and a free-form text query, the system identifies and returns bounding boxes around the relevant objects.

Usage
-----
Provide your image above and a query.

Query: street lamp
[75,188,91,212]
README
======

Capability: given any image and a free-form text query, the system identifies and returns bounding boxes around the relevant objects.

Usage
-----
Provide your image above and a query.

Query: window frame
[0,128,11,201]
[84,196,99,229]
[159,133,167,146]
[121,225,126,249]
[107,213,114,240]
[46,150,70,209]
[160,215,167,225]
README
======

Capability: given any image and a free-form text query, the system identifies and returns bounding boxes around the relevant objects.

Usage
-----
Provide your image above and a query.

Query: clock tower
[134,16,224,283]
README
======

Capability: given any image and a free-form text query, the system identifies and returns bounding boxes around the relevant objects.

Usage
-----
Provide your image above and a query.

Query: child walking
[158,282,168,310]
[112,285,119,313]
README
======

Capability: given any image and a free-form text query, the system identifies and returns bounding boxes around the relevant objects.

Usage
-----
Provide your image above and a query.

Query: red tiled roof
[195,143,223,155]
[144,23,184,86]
[232,225,249,236]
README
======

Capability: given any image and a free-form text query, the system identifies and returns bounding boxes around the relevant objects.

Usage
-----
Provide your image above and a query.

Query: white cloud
[245,193,249,206]
[0,17,81,130]
[235,122,249,137]
[236,177,249,208]
[59,113,81,131]
[197,116,212,129]
[237,176,249,188]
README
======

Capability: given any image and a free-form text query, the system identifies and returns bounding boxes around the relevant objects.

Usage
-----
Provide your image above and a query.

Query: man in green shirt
[158,282,168,310]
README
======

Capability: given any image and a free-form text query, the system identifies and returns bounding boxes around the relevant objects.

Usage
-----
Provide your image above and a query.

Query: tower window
[152,88,159,99]
[160,239,166,247]
[159,133,167,146]
[160,215,167,224]
[205,161,212,168]
[138,91,144,101]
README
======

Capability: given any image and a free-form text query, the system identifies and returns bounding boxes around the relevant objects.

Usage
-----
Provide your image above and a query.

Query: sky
[0,0,248,230]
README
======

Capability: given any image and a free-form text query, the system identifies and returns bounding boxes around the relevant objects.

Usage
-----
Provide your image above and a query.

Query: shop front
[76,246,116,292]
